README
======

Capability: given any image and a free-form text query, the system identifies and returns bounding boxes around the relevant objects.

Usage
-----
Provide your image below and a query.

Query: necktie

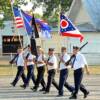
[72,56,76,68]
[62,55,64,61]
[42,55,44,61]
[47,56,51,62]
[26,53,30,59]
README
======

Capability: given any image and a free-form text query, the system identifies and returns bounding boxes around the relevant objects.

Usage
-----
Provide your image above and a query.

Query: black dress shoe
[84,91,89,98]
[30,86,36,90]
[20,85,26,89]
[69,95,77,99]
[30,88,33,90]
[20,84,24,87]
[39,88,45,92]
[10,83,15,87]
[43,91,49,94]
[56,94,63,97]
[32,88,37,92]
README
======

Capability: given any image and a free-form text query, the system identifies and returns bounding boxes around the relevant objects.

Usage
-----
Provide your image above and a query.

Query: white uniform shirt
[60,53,70,70]
[27,53,36,66]
[17,53,24,67]
[23,49,28,58]
[72,52,87,70]
[37,54,46,67]
[47,55,57,71]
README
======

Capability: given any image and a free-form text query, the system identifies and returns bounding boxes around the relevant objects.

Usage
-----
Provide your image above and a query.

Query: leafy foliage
[0,0,27,28]
[31,0,73,27]
[0,0,73,28]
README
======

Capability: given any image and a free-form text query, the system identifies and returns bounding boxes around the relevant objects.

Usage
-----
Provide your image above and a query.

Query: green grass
[0,65,100,76]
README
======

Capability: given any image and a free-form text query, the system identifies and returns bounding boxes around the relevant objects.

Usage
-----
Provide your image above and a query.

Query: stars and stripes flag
[12,6,51,38]
[60,14,84,42]
[13,7,24,28]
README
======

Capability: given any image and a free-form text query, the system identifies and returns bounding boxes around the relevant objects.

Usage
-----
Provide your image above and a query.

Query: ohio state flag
[60,14,84,42]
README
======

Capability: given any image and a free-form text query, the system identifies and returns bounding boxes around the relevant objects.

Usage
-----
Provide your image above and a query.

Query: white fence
[0,52,100,66]
[0,33,100,65]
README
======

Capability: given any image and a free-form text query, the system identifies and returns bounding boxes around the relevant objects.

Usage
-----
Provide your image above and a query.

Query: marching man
[20,45,36,89]
[32,47,46,92]
[58,47,74,96]
[69,46,90,99]
[43,48,59,94]
[10,47,26,87]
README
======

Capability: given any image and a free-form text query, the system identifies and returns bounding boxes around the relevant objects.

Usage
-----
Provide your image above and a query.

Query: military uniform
[58,53,74,96]
[21,52,36,89]
[44,48,59,94]
[11,52,26,86]
[69,51,89,99]
[32,54,46,91]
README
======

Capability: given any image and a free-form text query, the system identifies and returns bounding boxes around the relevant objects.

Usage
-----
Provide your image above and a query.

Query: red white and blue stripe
[13,7,24,28]
[60,14,84,42]
[13,7,51,38]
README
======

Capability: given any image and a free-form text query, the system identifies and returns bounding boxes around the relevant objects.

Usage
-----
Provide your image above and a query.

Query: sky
[0,0,43,20]
[83,0,100,30]
[0,14,4,19]
[21,1,43,16]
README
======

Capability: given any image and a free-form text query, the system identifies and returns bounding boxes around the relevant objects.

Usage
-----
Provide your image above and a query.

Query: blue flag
[21,11,51,38]
[21,11,32,35]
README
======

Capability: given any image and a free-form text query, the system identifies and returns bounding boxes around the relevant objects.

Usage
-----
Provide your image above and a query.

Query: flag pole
[60,1,70,52]
[9,0,23,48]
[58,4,61,36]
[57,1,62,53]
[30,14,39,56]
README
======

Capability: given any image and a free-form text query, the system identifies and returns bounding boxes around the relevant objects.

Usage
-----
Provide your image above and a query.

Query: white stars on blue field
[60,14,76,33]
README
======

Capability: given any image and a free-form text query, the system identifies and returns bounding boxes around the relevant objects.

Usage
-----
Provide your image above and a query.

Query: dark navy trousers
[34,66,46,89]
[45,69,59,92]
[59,68,74,95]
[12,66,26,86]
[25,65,36,86]
[73,68,88,96]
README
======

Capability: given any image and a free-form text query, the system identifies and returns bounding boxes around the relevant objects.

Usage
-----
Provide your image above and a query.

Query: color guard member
[20,45,36,89]
[43,48,59,94]
[10,47,26,87]
[69,46,90,99]
[32,47,46,92]
[58,47,74,96]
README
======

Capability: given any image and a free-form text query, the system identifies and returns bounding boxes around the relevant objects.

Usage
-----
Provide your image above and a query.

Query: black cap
[73,46,80,50]
[49,48,54,51]
[27,45,31,48]
[37,46,41,49]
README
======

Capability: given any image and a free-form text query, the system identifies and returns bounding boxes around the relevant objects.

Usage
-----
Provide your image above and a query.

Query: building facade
[0,0,100,65]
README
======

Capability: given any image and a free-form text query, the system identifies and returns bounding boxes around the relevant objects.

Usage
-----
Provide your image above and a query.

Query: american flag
[14,17,24,28]
[60,14,84,42]
[13,7,24,28]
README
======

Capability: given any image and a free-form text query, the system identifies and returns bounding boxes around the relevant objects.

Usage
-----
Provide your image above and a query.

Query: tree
[31,0,73,17]
[0,0,11,28]
[0,0,13,20]
[31,0,73,26]
[0,0,28,28]
[0,0,73,28]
